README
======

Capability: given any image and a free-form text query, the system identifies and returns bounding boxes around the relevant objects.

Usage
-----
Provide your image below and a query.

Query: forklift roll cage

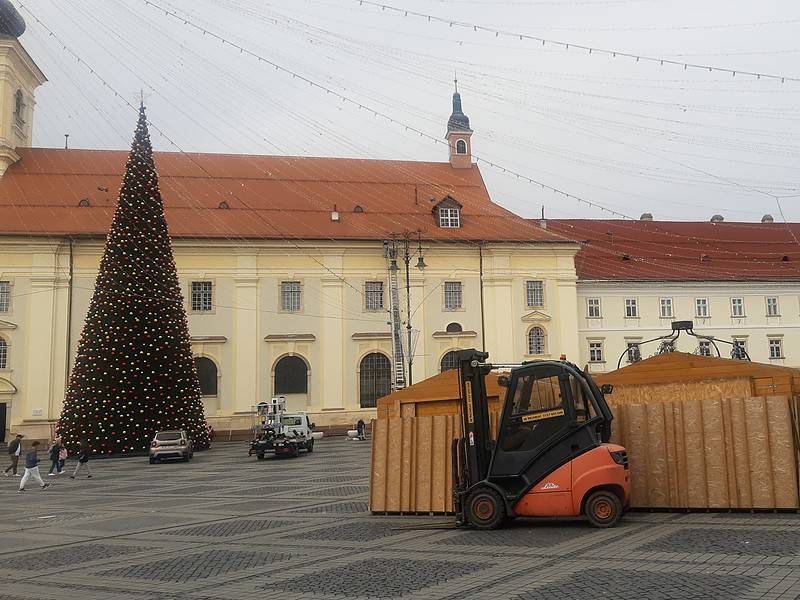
[453,349,615,520]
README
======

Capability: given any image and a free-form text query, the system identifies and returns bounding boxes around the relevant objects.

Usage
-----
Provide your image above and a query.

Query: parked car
[149,430,193,463]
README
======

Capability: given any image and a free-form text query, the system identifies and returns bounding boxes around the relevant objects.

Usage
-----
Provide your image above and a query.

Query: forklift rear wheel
[307,439,314,453]
[585,491,623,528]
[257,453,265,460]
[466,487,505,530]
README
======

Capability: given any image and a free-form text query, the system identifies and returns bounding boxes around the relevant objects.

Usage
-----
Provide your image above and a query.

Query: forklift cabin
[452,349,630,529]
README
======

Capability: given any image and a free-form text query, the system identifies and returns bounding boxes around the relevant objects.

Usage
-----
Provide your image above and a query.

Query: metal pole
[404,239,413,386]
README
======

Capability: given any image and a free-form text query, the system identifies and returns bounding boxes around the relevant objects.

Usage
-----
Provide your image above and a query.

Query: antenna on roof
[541,205,545,219]
[64,133,69,150]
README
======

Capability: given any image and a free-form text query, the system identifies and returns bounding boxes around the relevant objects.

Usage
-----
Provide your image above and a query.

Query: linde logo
[541,482,560,490]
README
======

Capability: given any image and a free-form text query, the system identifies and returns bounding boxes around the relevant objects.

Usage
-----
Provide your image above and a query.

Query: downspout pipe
[479,243,486,352]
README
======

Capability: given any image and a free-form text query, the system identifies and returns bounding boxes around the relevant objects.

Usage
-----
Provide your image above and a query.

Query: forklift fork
[452,437,470,526]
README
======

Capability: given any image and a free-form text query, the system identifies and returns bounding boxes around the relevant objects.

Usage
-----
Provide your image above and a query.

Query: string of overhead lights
[134,0,635,220]
[18,0,800,278]
[17,0,800,278]
[353,0,800,84]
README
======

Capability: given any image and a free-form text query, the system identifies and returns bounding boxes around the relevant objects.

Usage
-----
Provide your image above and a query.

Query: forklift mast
[456,349,494,484]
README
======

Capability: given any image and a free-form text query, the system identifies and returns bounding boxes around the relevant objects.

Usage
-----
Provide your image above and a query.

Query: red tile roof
[545,219,800,281]
[0,148,570,243]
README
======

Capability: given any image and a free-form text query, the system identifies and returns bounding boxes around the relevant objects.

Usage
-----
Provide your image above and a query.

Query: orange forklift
[452,349,630,530]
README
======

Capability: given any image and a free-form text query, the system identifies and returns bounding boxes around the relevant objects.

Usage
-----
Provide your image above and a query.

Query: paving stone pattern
[286,521,401,542]
[516,569,759,600]
[3,543,144,569]
[162,518,298,537]
[272,558,484,598]
[3,438,800,599]
[640,527,800,556]
[292,500,370,514]
[101,549,295,582]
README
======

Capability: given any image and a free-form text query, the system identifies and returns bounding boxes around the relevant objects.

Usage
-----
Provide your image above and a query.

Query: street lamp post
[393,232,426,386]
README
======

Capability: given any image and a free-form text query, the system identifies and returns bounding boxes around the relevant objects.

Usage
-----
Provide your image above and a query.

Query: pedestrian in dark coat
[70,439,92,479]
[47,437,63,476]
[3,433,23,477]
[356,419,366,441]
[19,441,50,492]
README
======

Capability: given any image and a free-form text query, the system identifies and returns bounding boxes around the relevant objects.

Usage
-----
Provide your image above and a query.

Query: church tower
[446,79,472,169]
[0,0,46,175]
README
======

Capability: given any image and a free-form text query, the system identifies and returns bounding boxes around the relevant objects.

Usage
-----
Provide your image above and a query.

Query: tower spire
[445,80,473,168]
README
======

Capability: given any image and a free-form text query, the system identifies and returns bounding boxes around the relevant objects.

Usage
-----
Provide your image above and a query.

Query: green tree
[58,105,209,454]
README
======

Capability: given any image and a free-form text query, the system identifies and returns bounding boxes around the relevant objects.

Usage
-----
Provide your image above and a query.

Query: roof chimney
[761,214,774,223]
[640,212,653,221]
[710,214,724,223]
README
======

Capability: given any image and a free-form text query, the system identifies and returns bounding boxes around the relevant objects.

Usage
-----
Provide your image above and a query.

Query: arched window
[0,337,8,369]
[455,139,467,155]
[441,350,461,372]
[275,355,308,394]
[527,327,546,355]
[353,205,364,213]
[194,357,218,396]
[445,322,463,333]
[359,352,391,408]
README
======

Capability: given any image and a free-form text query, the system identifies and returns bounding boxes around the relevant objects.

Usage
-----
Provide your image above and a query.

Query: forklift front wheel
[585,491,623,528]
[466,487,505,530]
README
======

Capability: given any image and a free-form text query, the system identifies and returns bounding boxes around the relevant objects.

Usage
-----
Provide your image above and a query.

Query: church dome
[0,0,25,39]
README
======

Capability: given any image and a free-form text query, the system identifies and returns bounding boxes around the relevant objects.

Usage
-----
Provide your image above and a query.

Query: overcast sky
[18,0,800,222]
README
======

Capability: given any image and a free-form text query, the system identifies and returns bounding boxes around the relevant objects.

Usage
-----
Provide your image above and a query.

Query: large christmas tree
[58,105,210,454]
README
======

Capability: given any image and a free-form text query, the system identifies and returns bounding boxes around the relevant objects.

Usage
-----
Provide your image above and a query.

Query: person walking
[19,441,50,492]
[47,437,63,476]
[356,419,366,441]
[58,444,68,472]
[70,439,92,479]
[3,433,23,477]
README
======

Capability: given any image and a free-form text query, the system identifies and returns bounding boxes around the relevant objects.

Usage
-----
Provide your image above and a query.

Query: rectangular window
[587,297,601,318]
[626,342,641,363]
[625,298,638,318]
[730,297,744,317]
[769,338,784,359]
[365,281,384,311]
[526,280,545,308]
[444,281,463,310]
[698,340,712,356]
[659,298,673,318]
[732,339,748,359]
[438,207,461,228]
[589,342,604,363]
[281,281,302,312]
[0,281,9,313]
[695,298,709,318]
[766,296,779,317]
[190,281,213,312]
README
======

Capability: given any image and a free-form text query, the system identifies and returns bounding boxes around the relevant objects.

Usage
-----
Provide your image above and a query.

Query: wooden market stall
[370,353,800,513]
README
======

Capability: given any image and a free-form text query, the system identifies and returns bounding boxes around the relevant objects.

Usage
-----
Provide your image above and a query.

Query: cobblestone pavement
[2,439,800,600]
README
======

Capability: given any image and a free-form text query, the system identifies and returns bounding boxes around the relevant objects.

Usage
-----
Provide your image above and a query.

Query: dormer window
[455,139,467,155]
[13,89,24,126]
[439,207,461,228]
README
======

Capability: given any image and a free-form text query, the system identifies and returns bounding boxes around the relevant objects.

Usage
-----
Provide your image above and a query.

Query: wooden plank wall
[615,395,799,509]
[370,413,501,514]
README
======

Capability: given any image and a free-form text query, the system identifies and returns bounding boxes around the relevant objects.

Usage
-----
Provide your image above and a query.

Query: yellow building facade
[0,34,581,440]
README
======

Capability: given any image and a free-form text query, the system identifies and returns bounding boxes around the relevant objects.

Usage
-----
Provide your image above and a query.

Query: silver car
[149,430,193,463]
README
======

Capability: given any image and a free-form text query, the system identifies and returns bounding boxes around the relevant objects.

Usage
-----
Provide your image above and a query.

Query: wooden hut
[370,353,800,513]
[595,353,800,510]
